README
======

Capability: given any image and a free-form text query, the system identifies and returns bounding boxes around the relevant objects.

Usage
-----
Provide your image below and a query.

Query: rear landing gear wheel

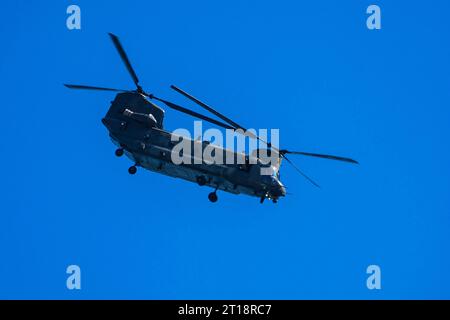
[128,165,137,175]
[115,148,124,157]
[208,192,218,203]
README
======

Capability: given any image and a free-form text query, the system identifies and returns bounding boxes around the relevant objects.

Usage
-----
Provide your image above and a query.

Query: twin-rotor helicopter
[65,33,358,203]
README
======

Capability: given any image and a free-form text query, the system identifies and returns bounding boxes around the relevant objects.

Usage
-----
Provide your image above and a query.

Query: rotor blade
[282,154,321,188]
[171,85,267,142]
[281,150,358,164]
[109,33,140,88]
[152,96,236,130]
[170,85,246,130]
[64,84,127,92]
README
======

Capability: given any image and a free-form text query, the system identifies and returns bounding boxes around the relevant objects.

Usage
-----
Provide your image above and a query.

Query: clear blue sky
[1,0,450,299]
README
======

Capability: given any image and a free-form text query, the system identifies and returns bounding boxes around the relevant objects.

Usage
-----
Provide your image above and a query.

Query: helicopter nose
[271,182,286,197]
[277,185,287,197]
[280,185,287,196]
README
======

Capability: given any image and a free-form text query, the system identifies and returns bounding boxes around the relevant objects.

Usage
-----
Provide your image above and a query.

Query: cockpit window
[272,167,280,178]
[263,165,279,177]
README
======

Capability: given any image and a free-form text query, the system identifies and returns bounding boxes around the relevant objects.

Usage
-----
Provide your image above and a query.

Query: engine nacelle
[123,109,157,127]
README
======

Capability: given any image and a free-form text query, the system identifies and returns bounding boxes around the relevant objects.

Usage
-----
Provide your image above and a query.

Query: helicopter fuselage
[101,92,286,202]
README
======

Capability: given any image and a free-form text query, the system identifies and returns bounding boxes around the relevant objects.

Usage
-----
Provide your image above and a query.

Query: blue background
[1,0,449,299]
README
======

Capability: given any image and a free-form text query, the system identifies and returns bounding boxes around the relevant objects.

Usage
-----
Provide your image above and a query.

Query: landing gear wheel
[128,165,137,175]
[208,192,218,203]
[115,148,124,157]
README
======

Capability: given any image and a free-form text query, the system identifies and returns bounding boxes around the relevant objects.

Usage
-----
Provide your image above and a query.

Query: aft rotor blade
[282,154,321,188]
[64,84,127,92]
[109,33,140,88]
[152,96,235,130]
[170,85,246,131]
[281,150,359,164]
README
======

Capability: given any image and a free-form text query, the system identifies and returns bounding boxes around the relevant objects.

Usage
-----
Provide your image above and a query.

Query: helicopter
[64,33,358,204]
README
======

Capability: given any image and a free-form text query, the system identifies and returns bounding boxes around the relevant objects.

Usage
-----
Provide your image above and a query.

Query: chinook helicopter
[65,33,358,203]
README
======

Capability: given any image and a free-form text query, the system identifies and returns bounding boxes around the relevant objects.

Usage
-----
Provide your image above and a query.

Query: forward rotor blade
[171,85,267,142]
[64,84,127,92]
[170,85,246,130]
[282,154,321,188]
[151,96,236,130]
[109,33,140,89]
[281,150,358,164]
